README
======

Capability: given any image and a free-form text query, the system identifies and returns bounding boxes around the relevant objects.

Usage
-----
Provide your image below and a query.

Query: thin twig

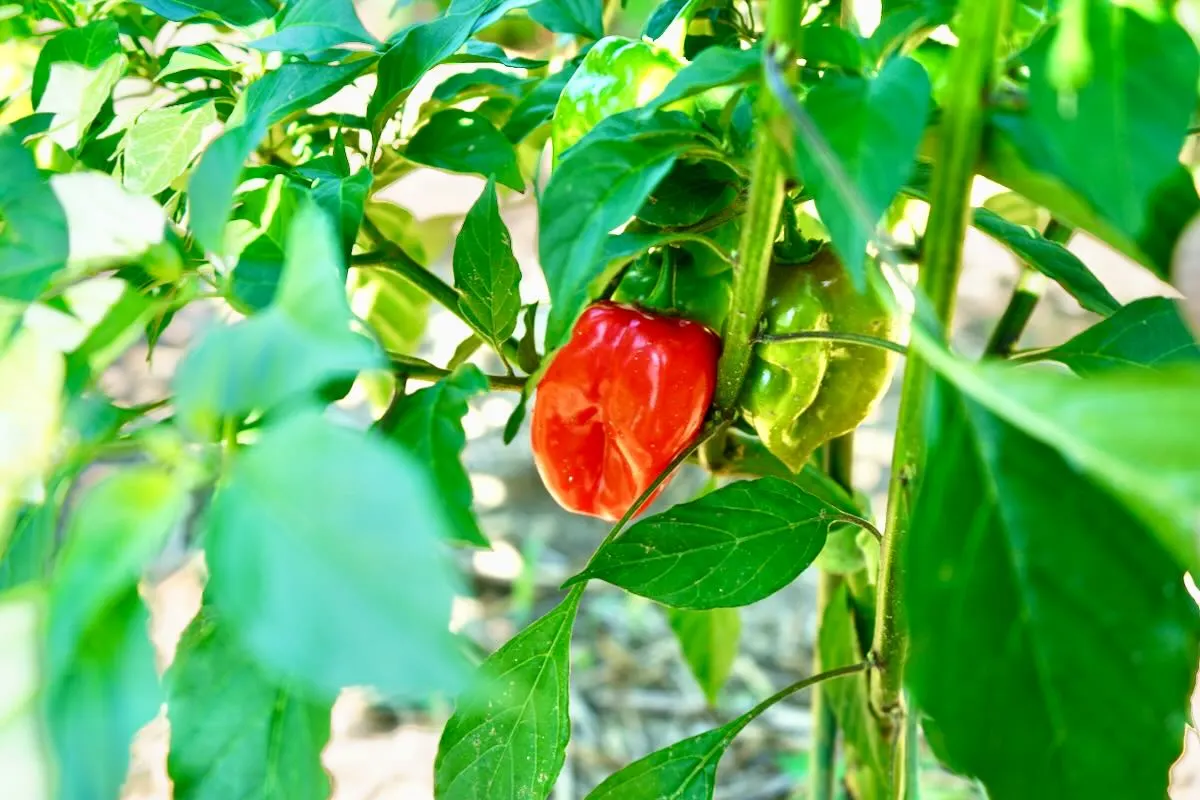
[390,353,525,391]
[353,249,523,365]
[756,330,908,356]
[829,511,883,543]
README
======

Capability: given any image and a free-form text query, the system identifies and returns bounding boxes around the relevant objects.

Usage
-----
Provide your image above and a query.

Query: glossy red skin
[531,302,720,521]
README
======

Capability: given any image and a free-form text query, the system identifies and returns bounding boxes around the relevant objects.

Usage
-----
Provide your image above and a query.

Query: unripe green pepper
[741,248,901,472]
[610,220,737,334]
[551,36,689,161]
[739,264,831,463]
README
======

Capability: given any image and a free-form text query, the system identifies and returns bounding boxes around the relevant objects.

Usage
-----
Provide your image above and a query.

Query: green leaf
[405,109,524,191]
[982,121,1200,277]
[600,230,733,280]
[918,337,1200,577]
[972,207,1119,316]
[529,0,603,39]
[790,56,932,286]
[0,131,68,299]
[0,589,51,799]
[802,24,869,72]
[65,282,158,389]
[586,724,733,799]
[352,266,431,354]
[453,179,522,348]
[645,44,760,113]
[52,172,171,272]
[0,328,63,537]
[155,44,235,83]
[665,607,740,706]
[643,0,691,40]
[167,605,333,800]
[131,0,275,25]
[206,412,467,700]
[121,101,217,196]
[450,40,549,70]
[46,467,187,800]
[637,160,738,227]
[250,0,377,55]
[312,167,373,258]
[435,589,581,800]
[818,584,886,798]
[0,497,60,592]
[1025,5,1198,240]
[31,20,125,150]
[189,60,369,254]
[501,61,579,143]
[573,477,831,609]
[905,377,1200,798]
[379,365,490,547]
[174,201,381,436]
[539,111,704,346]
[432,69,527,103]
[368,0,493,133]
[1041,297,1200,376]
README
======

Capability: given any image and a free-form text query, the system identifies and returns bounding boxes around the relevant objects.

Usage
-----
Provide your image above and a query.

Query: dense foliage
[2,0,1200,798]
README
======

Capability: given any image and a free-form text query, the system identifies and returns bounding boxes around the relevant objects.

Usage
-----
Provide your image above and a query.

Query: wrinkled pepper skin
[551,36,688,161]
[531,302,720,521]
[742,249,901,472]
[740,263,831,464]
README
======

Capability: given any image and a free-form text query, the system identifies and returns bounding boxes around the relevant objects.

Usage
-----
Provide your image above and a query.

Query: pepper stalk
[868,0,1013,794]
[705,0,804,464]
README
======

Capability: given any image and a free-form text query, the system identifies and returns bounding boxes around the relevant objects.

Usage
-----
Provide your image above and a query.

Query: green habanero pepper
[741,247,903,472]
[610,220,737,334]
[551,35,690,161]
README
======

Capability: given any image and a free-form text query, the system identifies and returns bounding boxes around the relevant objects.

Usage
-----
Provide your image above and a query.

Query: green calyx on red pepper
[611,219,738,335]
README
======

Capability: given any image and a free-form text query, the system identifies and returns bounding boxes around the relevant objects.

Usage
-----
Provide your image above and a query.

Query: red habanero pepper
[531,302,720,521]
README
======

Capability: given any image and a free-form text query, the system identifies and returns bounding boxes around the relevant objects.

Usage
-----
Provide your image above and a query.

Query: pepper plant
[3,0,1200,797]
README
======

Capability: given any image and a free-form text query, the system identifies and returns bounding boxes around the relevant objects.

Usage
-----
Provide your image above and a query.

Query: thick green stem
[711,135,785,412]
[705,0,804,467]
[869,0,1012,794]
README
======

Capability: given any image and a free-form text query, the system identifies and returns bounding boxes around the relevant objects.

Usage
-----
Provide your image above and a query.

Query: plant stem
[352,250,523,366]
[703,0,803,464]
[810,434,857,800]
[735,661,869,732]
[983,265,1047,357]
[811,571,842,800]
[869,0,1012,795]
[983,219,1072,357]
[710,132,784,414]
[757,330,908,356]
[390,354,526,391]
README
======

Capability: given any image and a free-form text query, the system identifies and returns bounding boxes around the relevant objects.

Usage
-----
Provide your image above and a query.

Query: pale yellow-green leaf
[0,328,64,534]
[0,589,51,800]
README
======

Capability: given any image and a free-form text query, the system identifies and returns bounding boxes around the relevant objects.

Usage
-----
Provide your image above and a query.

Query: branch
[984,219,1073,358]
[391,353,525,391]
[352,250,523,366]
[733,662,870,733]
[870,0,1014,794]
